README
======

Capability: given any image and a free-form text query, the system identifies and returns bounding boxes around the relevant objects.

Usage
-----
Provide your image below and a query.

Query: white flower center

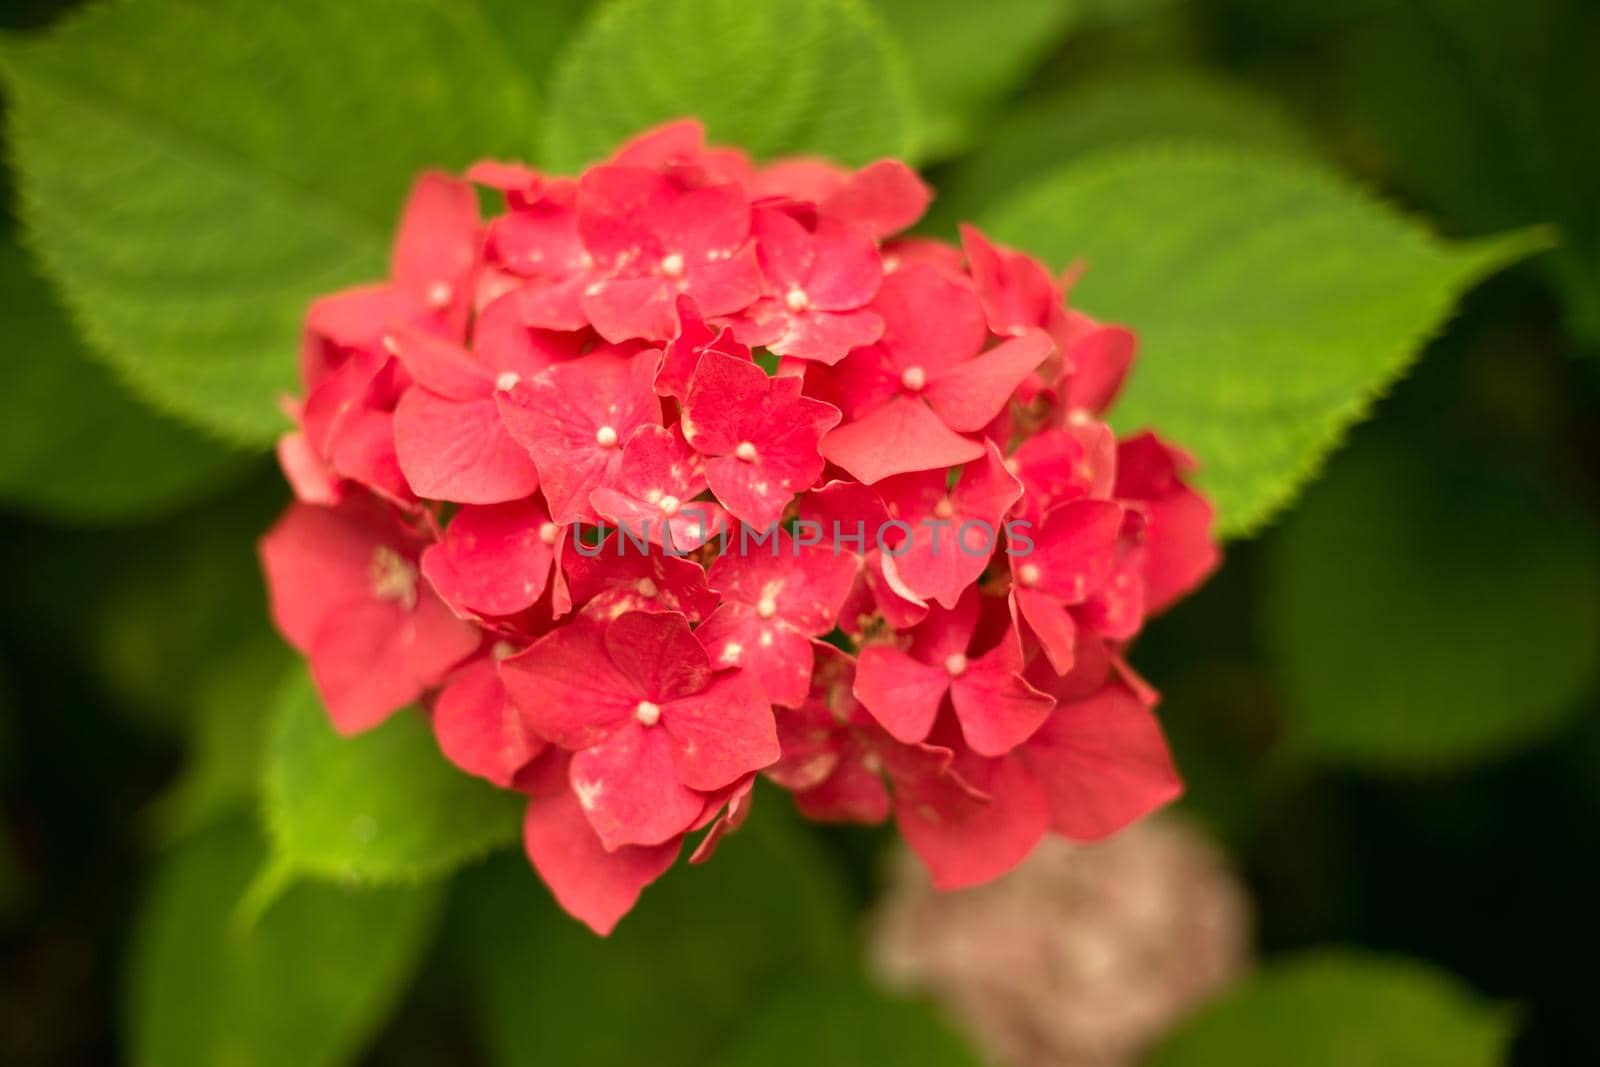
[756,595,778,619]
[539,522,560,545]
[944,653,968,677]
[933,498,956,520]
[659,252,685,278]
[901,366,927,392]
[426,281,453,308]
[1018,562,1041,588]
[785,287,810,312]
[595,425,619,448]
[735,441,758,462]
[637,577,660,598]
[495,371,521,392]
[368,546,418,610]
[635,700,662,726]
[658,495,681,516]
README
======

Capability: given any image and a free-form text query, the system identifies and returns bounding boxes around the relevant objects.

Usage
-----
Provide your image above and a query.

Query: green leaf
[474,0,594,83]
[1,0,541,443]
[1263,434,1600,773]
[126,814,443,1067]
[457,800,976,1066]
[928,69,1314,234]
[872,0,1081,159]
[459,804,850,1065]
[1147,950,1515,1067]
[543,0,917,170]
[983,146,1548,537]
[264,668,523,885]
[0,234,252,522]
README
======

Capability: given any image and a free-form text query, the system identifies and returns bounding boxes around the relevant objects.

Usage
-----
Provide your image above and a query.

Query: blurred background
[1,0,1596,1064]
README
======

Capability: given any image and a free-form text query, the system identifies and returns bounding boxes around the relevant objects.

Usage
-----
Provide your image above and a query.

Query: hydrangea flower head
[261,119,1220,934]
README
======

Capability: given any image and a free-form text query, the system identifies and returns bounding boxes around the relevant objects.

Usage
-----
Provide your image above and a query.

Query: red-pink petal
[1013,587,1077,675]
[393,390,541,505]
[660,670,778,790]
[873,265,987,376]
[923,329,1054,433]
[656,294,751,400]
[895,752,1050,890]
[706,528,858,633]
[260,498,415,653]
[877,442,1021,608]
[959,224,1060,336]
[661,181,751,260]
[820,396,983,484]
[522,758,679,936]
[1060,320,1136,415]
[390,172,480,325]
[688,777,755,865]
[570,723,706,849]
[498,618,639,750]
[1015,499,1125,603]
[309,589,480,735]
[1116,432,1219,614]
[766,307,884,365]
[794,758,892,825]
[820,160,932,239]
[602,610,713,703]
[1009,424,1118,521]
[696,605,816,708]
[588,424,709,549]
[496,350,662,524]
[307,601,424,734]
[684,353,840,527]
[853,644,949,744]
[1018,682,1182,840]
[562,543,719,622]
[681,243,764,317]
[386,327,490,400]
[277,432,341,506]
[420,498,556,617]
[434,656,545,787]
[582,276,681,343]
[950,635,1055,756]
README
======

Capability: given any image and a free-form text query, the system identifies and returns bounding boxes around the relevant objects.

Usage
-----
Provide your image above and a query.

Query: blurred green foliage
[543,0,917,169]
[875,0,1081,158]
[1147,950,1516,1066]
[0,237,251,522]
[1265,433,1600,771]
[0,0,544,441]
[455,802,978,1066]
[127,816,443,1067]
[985,147,1546,535]
[262,670,524,888]
[0,0,1596,1064]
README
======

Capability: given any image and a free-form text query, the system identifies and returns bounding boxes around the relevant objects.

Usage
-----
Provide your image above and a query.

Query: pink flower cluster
[259,120,1219,934]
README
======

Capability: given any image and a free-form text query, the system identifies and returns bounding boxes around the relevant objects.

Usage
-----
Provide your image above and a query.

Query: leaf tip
[232,854,296,934]
[1454,223,1560,282]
